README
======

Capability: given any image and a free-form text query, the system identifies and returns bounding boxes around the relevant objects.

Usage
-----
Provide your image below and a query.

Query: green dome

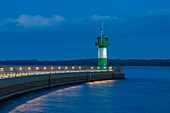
[97,34,109,39]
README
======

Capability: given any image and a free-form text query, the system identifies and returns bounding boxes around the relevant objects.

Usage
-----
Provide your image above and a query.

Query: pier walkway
[0,66,124,79]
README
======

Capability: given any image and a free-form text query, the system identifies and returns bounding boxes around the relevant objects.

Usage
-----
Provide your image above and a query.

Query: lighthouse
[95,19,110,70]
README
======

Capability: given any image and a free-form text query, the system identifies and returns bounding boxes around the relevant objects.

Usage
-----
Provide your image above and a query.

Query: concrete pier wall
[0,71,125,101]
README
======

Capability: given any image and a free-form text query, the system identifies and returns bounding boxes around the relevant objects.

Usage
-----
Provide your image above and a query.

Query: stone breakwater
[0,70,125,102]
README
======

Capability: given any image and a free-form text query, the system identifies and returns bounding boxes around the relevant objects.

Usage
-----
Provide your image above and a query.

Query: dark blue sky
[0,0,170,60]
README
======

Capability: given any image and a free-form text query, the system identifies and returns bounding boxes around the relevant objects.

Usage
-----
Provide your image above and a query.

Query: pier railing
[0,66,124,79]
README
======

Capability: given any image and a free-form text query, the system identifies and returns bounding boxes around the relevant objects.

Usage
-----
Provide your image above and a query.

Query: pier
[0,66,125,101]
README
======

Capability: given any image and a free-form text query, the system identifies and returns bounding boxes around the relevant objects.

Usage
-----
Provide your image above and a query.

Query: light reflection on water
[86,80,116,85]
[0,67,170,113]
[9,80,116,113]
[9,85,83,113]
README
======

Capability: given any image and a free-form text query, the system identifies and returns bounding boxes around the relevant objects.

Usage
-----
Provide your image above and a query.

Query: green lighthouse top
[95,19,110,48]
[95,34,110,47]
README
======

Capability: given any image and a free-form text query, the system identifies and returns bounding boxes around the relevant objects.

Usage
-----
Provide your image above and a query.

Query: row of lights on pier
[0,66,81,72]
[0,66,113,72]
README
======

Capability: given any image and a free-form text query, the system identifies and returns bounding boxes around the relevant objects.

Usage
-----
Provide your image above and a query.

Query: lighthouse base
[98,58,107,70]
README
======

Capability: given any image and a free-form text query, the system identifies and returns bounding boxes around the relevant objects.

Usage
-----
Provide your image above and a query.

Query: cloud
[92,14,119,21]
[0,10,170,39]
[3,14,66,27]
[0,14,119,28]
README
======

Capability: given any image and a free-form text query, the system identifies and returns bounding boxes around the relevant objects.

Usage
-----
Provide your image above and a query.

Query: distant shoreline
[0,59,170,66]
